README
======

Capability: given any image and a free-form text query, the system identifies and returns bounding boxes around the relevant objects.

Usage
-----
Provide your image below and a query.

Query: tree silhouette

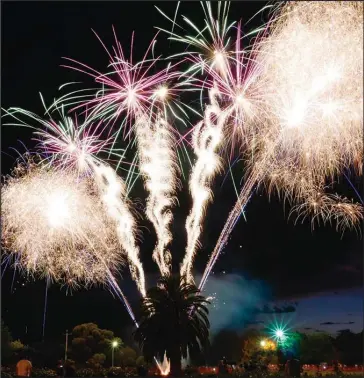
[71,323,123,365]
[134,275,210,376]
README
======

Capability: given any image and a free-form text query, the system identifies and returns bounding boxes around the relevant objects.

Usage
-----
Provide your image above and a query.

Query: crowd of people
[12,354,360,378]
[216,357,311,377]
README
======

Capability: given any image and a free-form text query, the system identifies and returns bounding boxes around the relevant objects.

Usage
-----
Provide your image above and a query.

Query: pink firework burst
[186,22,270,160]
[35,116,116,172]
[60,28,192,140]
[4,106,117,172]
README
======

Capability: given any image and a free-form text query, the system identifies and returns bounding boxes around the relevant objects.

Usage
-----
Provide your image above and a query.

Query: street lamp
[111,340,118,368]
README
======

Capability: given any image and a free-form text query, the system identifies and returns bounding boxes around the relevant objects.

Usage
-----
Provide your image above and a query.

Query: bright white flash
[66,142,77,153]
[46,193,70,228]
[127,88,137,105]
[155,86,168,100]
[286,98,307,128]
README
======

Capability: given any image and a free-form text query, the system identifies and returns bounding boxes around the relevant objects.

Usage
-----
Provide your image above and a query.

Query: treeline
[2,320,363,369]
[204,328,363,366]
[1,321,145,369]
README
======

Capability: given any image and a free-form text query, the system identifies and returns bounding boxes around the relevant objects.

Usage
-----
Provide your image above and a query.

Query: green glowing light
[275,329,285,339]
[266,317,292,347]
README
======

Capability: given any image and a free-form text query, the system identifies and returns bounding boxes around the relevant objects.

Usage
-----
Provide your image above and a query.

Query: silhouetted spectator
[64,361,75,377]
[291,358,301,377]
[56,361,64,378]
[137,365,147,376]
[16,354,32,377]
[285,358,301,377]
[333,360,340,374]
[218,360,228,374]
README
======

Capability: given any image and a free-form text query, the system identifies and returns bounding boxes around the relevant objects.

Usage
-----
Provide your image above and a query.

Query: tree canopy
[134,275,210,376]
[71,323,123,365]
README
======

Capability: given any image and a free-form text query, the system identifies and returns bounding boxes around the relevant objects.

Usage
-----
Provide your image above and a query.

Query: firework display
[2,1,363,343]
[53,31,196,278]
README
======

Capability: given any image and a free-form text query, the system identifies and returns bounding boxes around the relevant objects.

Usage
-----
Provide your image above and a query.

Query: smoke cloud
[200,273,269,335]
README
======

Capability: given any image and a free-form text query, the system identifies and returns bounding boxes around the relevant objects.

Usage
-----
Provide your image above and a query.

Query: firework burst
[187,21,269,160]
[156,1,235,77]
[54,29,198,275]
[199,1,363,290]
[1,157,123,287]
[250,0,363,220]
[58,29,193,137]
[3,106,123,173]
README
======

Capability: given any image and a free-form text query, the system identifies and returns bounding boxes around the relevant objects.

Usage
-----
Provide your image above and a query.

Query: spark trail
[155,353,171,376]
[42,278,50,340]
[181,87,223,283]
[57,32,192,275]
[107,270,139,327]
[199,172,256,291]
[136,113,178,276]
[91,161,146,296]
[108,270,168,376]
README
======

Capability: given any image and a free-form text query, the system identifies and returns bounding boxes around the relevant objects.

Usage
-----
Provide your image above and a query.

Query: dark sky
[1,1,363,344]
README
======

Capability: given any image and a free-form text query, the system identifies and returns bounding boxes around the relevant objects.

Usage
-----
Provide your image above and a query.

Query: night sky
[2,1,363,344]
